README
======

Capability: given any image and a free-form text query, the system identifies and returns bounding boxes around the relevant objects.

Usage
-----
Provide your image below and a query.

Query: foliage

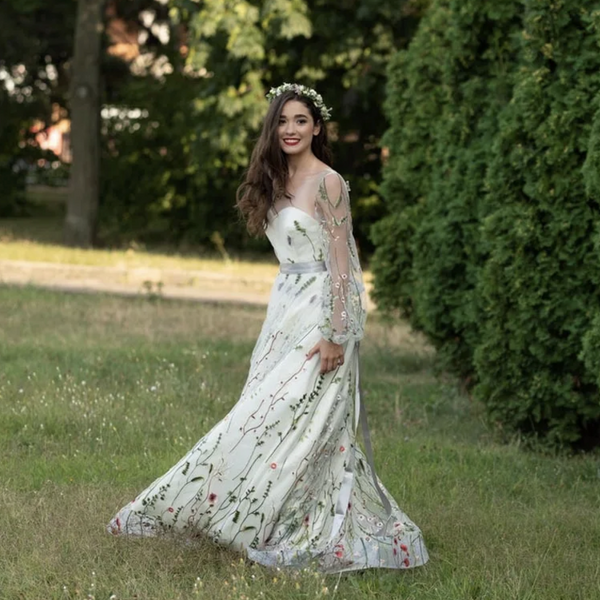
[106,0,426,251]
[372,0,600,448]
[0,91,28,216]
[1,0,427,249]
[0,0,76,215]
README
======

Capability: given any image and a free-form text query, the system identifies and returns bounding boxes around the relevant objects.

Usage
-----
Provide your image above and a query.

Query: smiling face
[278,99,321,157]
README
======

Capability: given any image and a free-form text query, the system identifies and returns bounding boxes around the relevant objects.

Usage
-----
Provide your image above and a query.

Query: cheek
[300,124,314,138]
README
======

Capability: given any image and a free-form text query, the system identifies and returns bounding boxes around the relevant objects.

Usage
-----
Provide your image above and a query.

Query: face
[278,99,321,156]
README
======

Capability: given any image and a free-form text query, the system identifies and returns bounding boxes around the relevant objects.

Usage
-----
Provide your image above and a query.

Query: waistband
[279,261,327,274]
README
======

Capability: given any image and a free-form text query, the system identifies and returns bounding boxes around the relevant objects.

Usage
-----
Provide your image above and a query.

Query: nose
[284,122,297,136]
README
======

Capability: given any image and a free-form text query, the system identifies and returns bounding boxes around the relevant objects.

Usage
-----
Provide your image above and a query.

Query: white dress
[107,169,429,573]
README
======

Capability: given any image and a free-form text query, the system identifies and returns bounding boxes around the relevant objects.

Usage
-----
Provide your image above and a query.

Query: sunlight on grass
[0,237,280,278]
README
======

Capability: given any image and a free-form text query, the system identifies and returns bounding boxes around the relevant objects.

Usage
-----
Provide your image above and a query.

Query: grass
[0,192,373,303]
[0,187,277,278]
[1,285,599,600]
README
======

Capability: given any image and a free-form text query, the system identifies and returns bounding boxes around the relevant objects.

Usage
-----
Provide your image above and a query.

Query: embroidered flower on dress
[270,462,277,469]
[167,507,174,513]
[334,544,344,558]
[393,521,404,531]
[208,493,217,504]
[339,445,346,452]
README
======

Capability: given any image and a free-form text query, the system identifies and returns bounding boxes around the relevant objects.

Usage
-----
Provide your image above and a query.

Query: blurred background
[0,0,426,254]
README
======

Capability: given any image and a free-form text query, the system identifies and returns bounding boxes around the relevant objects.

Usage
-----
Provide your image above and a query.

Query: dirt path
[0,259,273,306]
[0,259,375,309]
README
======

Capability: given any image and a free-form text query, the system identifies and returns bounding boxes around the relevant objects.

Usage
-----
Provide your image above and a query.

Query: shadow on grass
[1,186,67,246]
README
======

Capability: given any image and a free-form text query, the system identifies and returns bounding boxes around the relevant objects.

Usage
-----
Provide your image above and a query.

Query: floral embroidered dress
[107,169,429,573]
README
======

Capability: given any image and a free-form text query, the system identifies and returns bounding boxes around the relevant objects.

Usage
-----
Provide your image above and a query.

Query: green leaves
[373,0,600,449]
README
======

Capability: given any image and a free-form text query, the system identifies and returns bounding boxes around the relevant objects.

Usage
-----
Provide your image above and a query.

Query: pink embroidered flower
[403,557,410,567]
[339,445,345,452]
[116,517,121,531]
[270,462,277,469]
[303,515,310,526]
[393,548,398,556]
[208,493,217,504]
[400,543,408,552]
[347,502,352,510]
[334,544,344,558]
[167,507,174,513]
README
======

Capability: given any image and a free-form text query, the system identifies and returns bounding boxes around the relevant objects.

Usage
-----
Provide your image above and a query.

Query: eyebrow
[280,114,309,118]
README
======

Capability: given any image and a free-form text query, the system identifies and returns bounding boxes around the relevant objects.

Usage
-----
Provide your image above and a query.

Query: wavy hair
[236,89,332,236]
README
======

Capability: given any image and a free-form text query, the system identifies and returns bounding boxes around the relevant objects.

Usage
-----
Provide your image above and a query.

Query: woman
[108,83,429,573]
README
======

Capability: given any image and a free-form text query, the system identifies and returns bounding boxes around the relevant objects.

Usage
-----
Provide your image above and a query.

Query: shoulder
[320,170,348,201]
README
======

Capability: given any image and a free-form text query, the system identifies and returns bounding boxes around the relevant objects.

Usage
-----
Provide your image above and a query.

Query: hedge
[371,0,600,449]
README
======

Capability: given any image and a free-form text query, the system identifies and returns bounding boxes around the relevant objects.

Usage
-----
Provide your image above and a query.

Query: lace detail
[316,172,366,344]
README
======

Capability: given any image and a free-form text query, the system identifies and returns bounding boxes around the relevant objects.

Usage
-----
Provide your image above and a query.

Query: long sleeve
[316,172,366,344]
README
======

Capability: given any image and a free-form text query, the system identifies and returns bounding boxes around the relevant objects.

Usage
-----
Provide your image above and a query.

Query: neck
[286,149,318,176]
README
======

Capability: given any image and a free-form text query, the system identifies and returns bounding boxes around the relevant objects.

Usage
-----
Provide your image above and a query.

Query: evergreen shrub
[372,0,600,448]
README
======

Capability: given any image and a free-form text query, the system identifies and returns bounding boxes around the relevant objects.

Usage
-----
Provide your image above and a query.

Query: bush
[372,0,600,449]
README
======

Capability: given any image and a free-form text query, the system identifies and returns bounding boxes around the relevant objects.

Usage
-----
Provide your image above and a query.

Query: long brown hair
[236,89,332,236]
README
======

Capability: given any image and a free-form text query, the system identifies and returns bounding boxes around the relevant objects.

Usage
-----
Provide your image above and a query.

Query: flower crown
[266,83,332,122]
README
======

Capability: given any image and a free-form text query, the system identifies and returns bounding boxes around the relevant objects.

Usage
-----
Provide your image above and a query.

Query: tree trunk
[64,0,105,247]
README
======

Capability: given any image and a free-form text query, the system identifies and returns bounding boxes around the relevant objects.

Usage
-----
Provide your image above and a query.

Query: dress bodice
[264,168,366,345]
[266,206,326,264]
[266,168,332,265]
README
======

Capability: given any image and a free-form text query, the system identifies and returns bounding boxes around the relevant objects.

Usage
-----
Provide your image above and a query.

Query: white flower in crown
[266,82,333,122]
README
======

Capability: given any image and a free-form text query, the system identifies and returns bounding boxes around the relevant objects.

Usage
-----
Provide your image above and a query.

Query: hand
[306,339,344,374]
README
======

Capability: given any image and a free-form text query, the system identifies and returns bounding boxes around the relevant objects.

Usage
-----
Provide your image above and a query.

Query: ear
[313,122,321,136]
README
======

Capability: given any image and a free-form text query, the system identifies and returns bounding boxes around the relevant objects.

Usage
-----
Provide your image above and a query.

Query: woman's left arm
[306,173,366,373]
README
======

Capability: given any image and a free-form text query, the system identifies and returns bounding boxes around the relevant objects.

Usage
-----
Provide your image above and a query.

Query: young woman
[108,83,429,573]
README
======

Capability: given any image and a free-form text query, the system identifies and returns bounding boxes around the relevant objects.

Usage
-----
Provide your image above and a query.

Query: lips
[283,138,300,146]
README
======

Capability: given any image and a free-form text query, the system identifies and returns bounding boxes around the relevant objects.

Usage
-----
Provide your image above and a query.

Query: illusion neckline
[269,205,320,225]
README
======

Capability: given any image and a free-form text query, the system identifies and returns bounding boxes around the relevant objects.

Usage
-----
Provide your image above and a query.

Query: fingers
[320,355,344,374]
[306,343,320,360]
[307,341,344,374]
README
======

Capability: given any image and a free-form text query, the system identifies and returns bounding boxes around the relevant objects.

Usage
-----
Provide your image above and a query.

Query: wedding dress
[107,168,429,573]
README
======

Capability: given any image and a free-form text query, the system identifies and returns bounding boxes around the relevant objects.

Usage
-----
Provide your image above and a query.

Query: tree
[64,0,106,247]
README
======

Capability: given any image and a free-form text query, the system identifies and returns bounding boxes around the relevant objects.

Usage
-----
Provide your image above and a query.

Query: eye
[297,119,307,124]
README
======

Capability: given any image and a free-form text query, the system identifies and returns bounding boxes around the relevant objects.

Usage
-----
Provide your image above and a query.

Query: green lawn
[0,187,277,277]
[0,286,598,600]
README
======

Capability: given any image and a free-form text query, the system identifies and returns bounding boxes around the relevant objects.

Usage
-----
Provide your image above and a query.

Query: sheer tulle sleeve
[316,172,366,344]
